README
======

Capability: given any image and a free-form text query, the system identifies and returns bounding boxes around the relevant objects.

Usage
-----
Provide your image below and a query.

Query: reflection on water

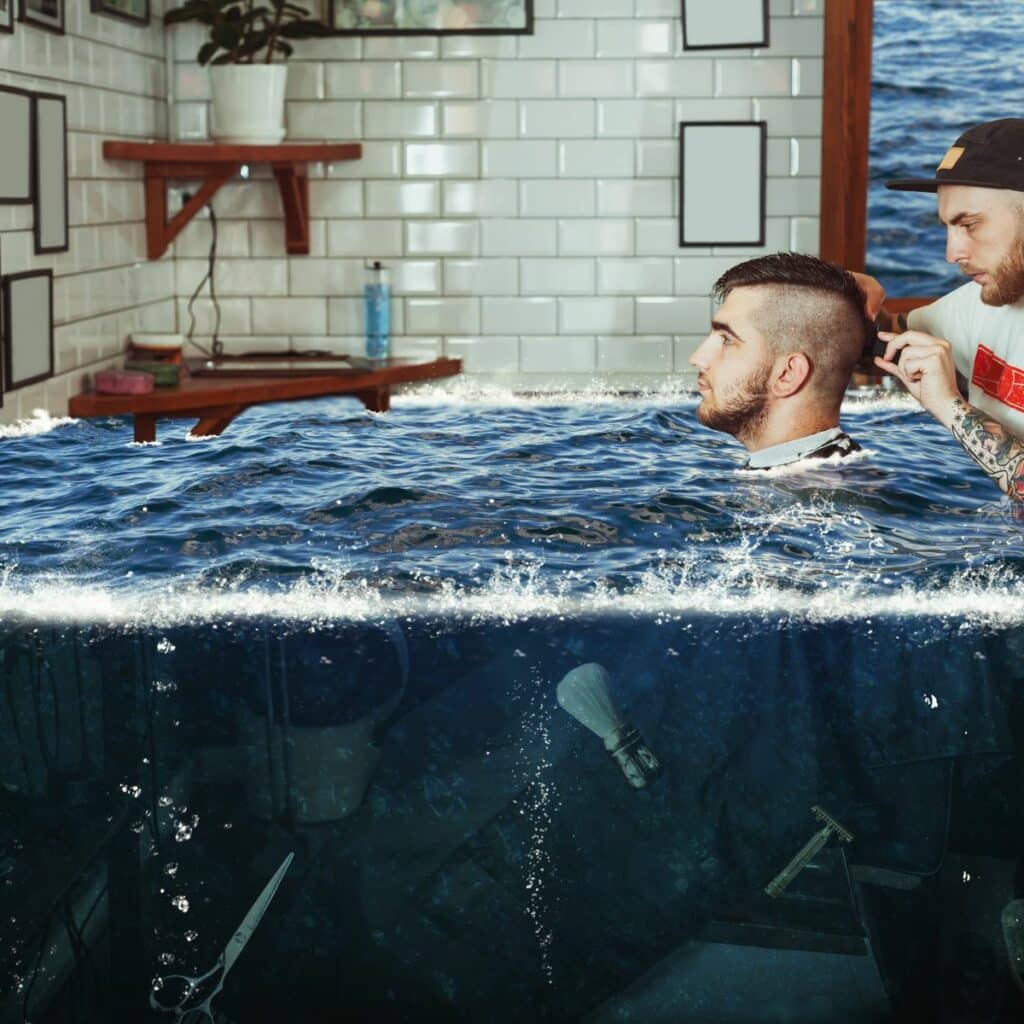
[2,615,1023,1022]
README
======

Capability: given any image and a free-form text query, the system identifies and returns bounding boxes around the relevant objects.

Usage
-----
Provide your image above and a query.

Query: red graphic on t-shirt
[971,344,1024,412]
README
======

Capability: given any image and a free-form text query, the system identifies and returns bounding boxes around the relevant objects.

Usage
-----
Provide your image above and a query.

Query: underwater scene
[2,389,1024,1022]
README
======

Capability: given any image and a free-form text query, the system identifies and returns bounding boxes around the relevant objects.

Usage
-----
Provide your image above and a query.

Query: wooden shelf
[69,355,461,442]
[103,141,362,259]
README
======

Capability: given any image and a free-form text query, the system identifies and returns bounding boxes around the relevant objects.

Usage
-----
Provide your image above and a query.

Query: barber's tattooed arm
[950,399,1024,504]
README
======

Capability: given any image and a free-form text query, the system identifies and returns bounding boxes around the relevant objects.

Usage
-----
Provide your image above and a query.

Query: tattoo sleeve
[950,399,1024,503]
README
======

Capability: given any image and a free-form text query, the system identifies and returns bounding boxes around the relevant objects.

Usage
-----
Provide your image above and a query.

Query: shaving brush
[556,663,660,788]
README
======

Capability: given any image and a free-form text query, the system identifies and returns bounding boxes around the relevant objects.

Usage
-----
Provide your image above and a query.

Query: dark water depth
[3,613,1024,1022]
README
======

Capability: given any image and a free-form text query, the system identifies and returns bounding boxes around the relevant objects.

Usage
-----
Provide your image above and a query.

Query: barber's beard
[696,361,772,444]
[976,232,1024,306]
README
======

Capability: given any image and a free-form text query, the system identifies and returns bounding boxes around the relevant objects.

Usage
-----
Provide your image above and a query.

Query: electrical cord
[43,649,62,774]
[29,640,56,783]
[184,193,222,360]
[70,629,96,775]
[4,654,33,787]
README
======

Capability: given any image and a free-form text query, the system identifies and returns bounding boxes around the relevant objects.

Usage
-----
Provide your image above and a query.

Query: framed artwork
[32,91,68,254]
[90,0,149,25]
[328,0,532,34]
[0,0,13,33]
[19,0,64,34]
[679,122,766,247]
[682,0,768,50]
[3,269,54,392]
[0,87,32,204]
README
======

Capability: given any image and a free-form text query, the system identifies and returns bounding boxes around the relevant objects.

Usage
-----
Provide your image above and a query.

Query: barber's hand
[851,272,886,320]
[875,329,963,427]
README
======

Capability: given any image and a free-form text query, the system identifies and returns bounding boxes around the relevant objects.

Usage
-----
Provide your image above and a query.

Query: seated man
[689,251,871,469]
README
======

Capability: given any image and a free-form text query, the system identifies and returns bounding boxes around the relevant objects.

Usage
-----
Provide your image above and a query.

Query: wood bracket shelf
[103,141,362,259]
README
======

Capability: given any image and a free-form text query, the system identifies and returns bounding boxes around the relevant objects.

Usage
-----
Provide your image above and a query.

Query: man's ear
[770,352,811,397]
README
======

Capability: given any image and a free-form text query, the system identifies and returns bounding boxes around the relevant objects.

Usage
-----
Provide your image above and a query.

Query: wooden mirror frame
[819,0,930,312]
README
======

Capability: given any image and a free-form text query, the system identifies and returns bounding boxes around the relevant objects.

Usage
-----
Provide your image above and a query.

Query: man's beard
[696,361,772,443]
[975,232,1024,306]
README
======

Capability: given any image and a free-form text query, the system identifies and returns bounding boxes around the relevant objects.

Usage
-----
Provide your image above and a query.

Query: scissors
[149,852,294,1023]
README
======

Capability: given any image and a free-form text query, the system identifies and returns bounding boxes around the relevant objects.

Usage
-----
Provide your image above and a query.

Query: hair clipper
[868,316,902,365]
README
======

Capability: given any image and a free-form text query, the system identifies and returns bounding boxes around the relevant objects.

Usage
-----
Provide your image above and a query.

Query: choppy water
[2,388,1022,624]
[3,390,1024,1022]
[867,0,1024,296]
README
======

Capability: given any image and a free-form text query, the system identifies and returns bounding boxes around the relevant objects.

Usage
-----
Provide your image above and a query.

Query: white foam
[735,447,876,478]
[0,562,1020,628]
[840,391,921,414]
[393,377,696,409]
[393,379,923,416]
[0,409,78,438]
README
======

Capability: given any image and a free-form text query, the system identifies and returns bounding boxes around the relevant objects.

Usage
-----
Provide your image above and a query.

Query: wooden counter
[69,355,461,442]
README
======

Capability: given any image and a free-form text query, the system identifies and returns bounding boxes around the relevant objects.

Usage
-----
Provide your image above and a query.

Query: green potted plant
[164,0,334,144]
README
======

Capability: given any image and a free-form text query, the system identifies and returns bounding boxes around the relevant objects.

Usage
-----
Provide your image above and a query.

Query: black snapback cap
[886,118,1024,193]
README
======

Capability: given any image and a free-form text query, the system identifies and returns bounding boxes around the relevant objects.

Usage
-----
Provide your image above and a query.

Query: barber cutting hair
[868,119,1024,507]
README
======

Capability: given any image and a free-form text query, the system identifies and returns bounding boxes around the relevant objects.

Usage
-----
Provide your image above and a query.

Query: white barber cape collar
[745,426,846,470]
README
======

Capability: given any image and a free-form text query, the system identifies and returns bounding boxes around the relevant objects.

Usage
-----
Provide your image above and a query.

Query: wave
[0,562,1021,628]
[0,409,79,438]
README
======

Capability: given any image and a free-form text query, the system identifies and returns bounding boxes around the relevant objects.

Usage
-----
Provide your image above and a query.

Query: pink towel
[95,370,154,395]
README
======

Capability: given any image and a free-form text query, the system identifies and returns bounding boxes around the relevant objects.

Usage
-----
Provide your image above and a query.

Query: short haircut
[712,252,872,404]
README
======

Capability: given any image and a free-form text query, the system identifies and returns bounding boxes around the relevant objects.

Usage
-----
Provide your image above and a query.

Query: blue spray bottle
[364,259,391,361]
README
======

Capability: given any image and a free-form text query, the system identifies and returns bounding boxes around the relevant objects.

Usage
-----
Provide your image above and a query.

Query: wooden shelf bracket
[144,161,240,259]
[271,162,310,255]
[103,141,362,260]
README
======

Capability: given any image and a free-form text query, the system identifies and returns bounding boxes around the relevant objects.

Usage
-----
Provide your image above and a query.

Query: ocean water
[2,388,1022,611]
[867,0,1024,296]
[2,391,1024,1022]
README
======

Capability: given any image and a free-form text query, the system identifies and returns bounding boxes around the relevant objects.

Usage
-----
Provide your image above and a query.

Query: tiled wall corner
[0,0,171,424]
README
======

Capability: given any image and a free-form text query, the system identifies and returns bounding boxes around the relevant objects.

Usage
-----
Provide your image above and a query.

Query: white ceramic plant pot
[209,64,288,144]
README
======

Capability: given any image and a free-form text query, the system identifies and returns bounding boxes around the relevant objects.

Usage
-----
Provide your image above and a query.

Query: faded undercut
[712,252,873,404]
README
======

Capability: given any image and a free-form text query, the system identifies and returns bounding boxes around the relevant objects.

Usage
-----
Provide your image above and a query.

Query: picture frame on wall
[3,269,54,392]
[90,0,149,26]
[682,0,768,50]
[0,86,32,204]
[679,121,766,247]
[19,0,64,34]
[0,0,14,33]
[32,91,68,255]
[328,0,532,34]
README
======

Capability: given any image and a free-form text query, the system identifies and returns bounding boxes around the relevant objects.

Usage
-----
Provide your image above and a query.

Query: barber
[859,119,1024,507]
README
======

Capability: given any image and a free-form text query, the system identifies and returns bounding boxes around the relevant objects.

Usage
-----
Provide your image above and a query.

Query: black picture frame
[32,91,68,255]
[0,249,4,407]
[3,269,54,392]
[327,0,533,35]
[90,0,149,26]
[679,121,766,248]
[681,0,769,50]
[19,0,64,34]
[0,86,32,204]
[0,0,14,33]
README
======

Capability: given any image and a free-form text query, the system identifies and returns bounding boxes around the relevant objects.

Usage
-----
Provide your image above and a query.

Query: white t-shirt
[908,281,1024,437]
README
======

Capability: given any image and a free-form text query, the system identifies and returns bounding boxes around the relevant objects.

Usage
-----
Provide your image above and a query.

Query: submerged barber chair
[237,623,408,824]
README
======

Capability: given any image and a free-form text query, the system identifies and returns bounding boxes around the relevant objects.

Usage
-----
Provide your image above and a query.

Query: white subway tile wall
[0,2,828,421]
[0,0,170,423]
